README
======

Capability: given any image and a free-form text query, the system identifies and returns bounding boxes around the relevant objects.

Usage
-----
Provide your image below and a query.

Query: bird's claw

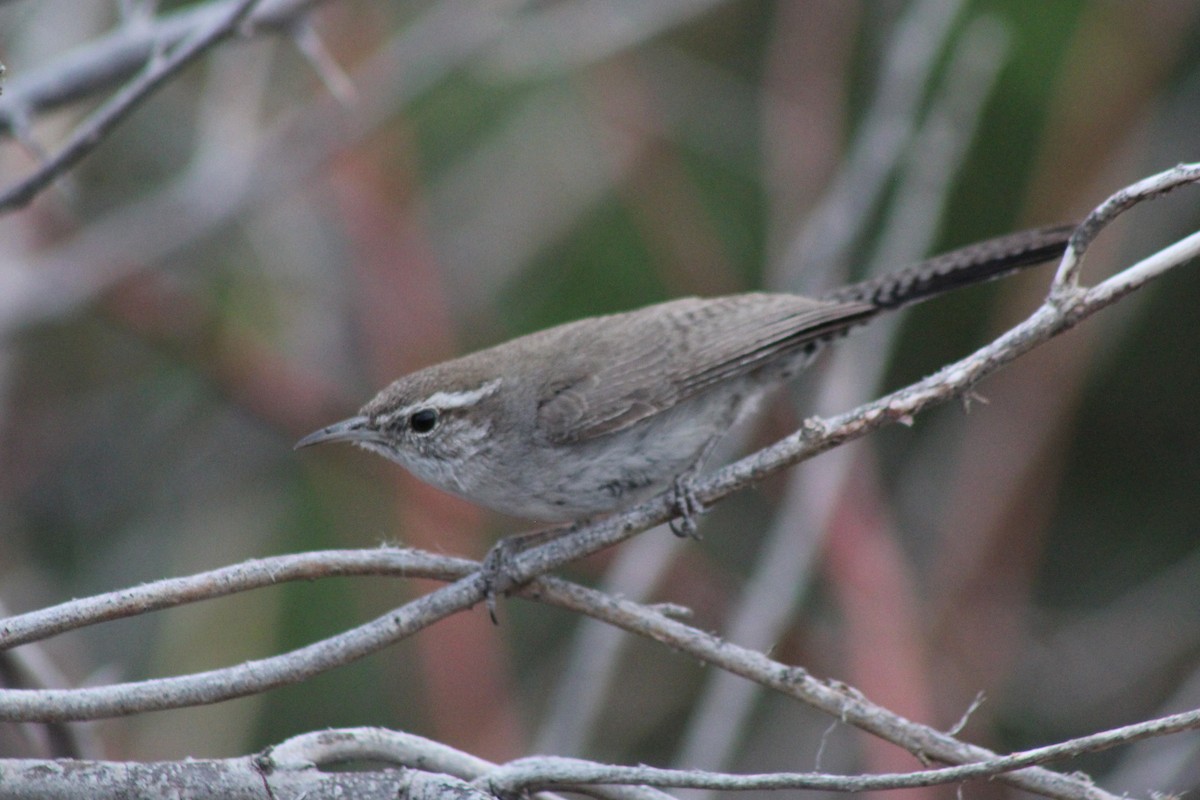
[479,525,573,623]
[669,474,705,539]
[481,538,522,624]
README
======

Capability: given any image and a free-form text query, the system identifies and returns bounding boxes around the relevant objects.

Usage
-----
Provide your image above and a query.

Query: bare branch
[0,549,463,650]
[268,728,674,800]
[269,726,498,775]
[8,712,1200,799]
[289,19,356,105]
[480,702,1200,793]
[0,0,327,132]
[531,578,1112,800]
[0,0,512,336]
[0,547,1113,798]
[0,0,265,211]
[0,752,477,800]
[1053,163,1200,291]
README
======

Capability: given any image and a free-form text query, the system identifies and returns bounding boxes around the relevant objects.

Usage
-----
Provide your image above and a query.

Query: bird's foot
[481,525,572,623]
[669,473,706,539]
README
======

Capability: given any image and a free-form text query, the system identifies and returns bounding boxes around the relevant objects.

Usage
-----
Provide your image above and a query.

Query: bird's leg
[481,523,577,622]
[668,435,721,539]
[669,474,705,538]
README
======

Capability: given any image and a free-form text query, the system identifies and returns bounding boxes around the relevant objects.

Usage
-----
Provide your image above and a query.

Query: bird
[297,224,1073,535]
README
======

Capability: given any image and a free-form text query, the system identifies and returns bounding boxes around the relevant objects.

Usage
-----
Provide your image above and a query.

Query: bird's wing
[536,294,876,443]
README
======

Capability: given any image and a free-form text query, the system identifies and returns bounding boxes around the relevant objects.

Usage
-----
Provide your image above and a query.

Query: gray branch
[481,701,1200,793]
[0,0,331,211]
[0,753,481,800]
[5,714,1200,798]
[0,0,326,132]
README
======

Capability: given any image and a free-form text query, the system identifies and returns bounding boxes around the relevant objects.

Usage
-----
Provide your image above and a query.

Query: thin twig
[480,702,1200,793]
[268,727,674,800]
[0,551,1118,800]
[0,0,327,134]
[0,751,474,799]
[531,577,1113,800]
[0,0,512,336]
[0,548,462,650]
[0,0,264,212]
[8,708,1196,798]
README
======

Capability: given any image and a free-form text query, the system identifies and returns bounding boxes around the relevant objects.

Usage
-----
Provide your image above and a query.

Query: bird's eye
[409,408,438,434]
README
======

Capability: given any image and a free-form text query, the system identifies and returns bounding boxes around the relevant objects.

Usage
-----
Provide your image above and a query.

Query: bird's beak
[294,416,376,450]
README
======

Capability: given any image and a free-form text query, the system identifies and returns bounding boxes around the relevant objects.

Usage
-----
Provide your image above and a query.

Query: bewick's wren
[297,225,1072,528]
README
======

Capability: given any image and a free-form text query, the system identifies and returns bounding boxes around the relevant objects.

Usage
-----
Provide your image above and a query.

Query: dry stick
[0,755,480,800]
[0,549,465,650]
[529,579,1111,799]
[472,705,1200,796]
[0,726,663,800]
[0,0,512,337]
[475,704,1200,794]
[0,0,264,212]
[187,718,1200,797]
[0,164,1196,797]
[0,0,328,133]
[4,710,1199,800]
[3,542,1192,799]
[0,564,488,720]
[0,552,1183,800]
[267,727,674,800]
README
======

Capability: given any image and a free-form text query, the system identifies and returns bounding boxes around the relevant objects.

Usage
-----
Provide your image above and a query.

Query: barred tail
[822,224,1075,310]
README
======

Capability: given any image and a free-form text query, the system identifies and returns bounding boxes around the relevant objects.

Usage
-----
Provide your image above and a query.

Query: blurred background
[0,0,1199,796]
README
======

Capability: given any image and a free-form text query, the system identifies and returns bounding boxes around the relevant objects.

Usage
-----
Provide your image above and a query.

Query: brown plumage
[298,224,1073,523]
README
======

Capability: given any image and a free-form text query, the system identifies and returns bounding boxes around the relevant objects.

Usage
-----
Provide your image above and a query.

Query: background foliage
[0,1,1198,796]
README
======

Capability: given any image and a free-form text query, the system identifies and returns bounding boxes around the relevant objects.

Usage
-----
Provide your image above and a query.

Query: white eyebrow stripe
[396,379,502,416]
